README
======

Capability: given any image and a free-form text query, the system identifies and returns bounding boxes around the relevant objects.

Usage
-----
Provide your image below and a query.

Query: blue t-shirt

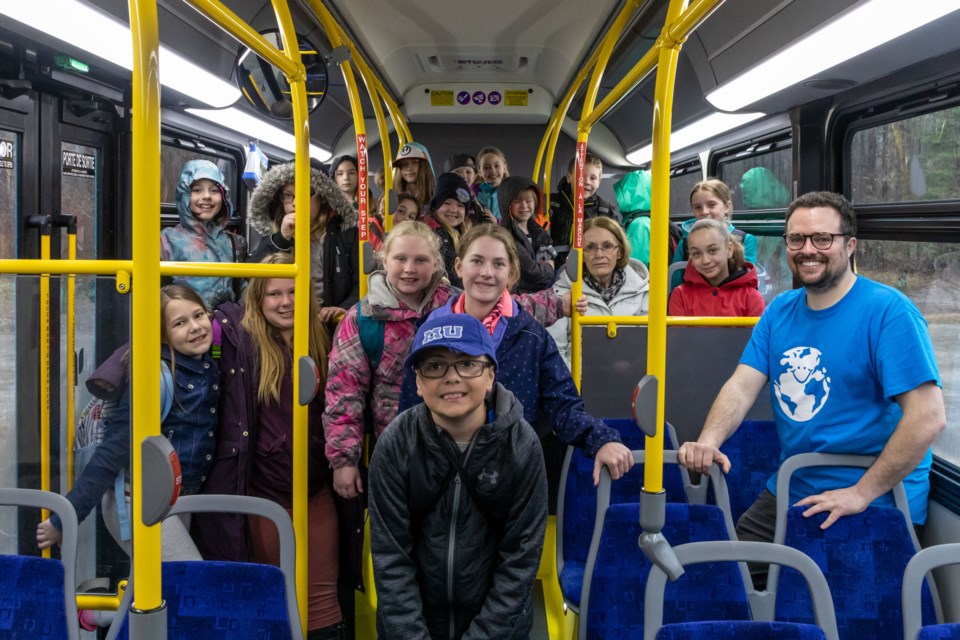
[740,276,940,524]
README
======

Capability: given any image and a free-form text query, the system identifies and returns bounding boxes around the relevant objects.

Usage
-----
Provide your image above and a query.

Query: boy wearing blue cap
[368,314,548,640]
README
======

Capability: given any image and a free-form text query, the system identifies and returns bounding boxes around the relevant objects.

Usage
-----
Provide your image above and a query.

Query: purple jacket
[197,302,364,589]
[192,301,257,562]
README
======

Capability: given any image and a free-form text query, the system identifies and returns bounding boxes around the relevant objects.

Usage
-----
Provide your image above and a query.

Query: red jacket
[668,261,766,317]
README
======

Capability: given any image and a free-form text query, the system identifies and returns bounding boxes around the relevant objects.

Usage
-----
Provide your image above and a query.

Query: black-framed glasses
[280,190,315,203]
[782,232,847,250]
[584,241,620,254]
[416,359,493,379]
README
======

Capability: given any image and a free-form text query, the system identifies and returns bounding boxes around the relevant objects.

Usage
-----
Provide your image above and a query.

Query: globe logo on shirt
[774,346,831,421]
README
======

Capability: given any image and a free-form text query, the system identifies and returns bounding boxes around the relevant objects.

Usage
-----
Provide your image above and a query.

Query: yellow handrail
[581,0,721,130]
[128,0,164,618]
[189,0,300,79]
[66,225,76,492]
[641,0,691,494]
[309,0,371,300]
[39,229,51,559]
[76,580,127,611]
[578,315,759,327]
[0,259,296,279]
[535,44,604,209]
[570,0,642,391]
[268,1,312,632]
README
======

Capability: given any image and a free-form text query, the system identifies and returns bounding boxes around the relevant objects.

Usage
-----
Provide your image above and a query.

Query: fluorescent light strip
[2,0,240,108]
[707,0,960,111]
[187,107,332,162]
[626,112,764,166]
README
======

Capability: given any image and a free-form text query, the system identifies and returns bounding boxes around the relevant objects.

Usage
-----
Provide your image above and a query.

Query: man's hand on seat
[795,485,871,529]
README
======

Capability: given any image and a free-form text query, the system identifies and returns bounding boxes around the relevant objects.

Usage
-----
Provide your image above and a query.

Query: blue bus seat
[644,541,839,640]
[715,419,780,523]
[0,488,80,640]
[556,441,687,612]
[903,543,960,640]
[771,453,940,640]
[577,451,740,639]
[108,495,301,640]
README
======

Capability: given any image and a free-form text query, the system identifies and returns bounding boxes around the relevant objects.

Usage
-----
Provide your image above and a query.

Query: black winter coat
[369,385,548,640]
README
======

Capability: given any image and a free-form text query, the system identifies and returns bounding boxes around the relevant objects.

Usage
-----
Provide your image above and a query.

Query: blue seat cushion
[656,621,826,639]
[919,624,960,639]
[559,561,584,605]
[0,555,69,638]
[776,506,937,640]
[117,561,291,639]
[586,503,747,640]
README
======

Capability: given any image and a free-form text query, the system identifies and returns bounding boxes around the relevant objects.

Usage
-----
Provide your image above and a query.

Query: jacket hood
[365,269,449,316]
[247,161,355,235]
[176,160,234,229]
[740,167,790,209]
[680,218,739,234]
[681,260,759,290]
[496,176,542,221]
[613,170,652,214]
[328,155,358,178]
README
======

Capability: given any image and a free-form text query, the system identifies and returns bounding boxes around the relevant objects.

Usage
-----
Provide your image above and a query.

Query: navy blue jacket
[399,298,622,457]
[53,345,219,530]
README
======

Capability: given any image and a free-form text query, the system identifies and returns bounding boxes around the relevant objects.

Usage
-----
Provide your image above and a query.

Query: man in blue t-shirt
[678,191,945,547]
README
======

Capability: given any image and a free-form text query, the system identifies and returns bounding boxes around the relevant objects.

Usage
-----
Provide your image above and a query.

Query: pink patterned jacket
[322,270,565,469]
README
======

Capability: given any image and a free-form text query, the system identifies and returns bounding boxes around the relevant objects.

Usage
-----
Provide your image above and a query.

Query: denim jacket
[52,345,220,530]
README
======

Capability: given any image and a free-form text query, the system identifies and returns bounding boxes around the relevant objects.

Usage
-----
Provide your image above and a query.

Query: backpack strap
[356,300,385,370]
[160,360,174,422]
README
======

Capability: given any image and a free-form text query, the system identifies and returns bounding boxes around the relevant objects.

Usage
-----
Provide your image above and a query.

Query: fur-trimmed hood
[247,161,356,235]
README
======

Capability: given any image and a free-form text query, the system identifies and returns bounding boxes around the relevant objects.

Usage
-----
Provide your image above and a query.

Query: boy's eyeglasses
[584,241,620,254]
[782,233,847,250]
[416,359,493,379]
[281,190,315,203]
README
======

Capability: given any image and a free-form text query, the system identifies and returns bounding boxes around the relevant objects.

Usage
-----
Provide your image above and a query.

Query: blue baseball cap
[405,314,499,371]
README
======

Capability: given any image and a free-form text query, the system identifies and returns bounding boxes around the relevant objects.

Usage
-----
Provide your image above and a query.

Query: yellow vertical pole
[39,222,51,559]
[309,0,369,299]
[644,0,690,495]
[127,0,164,625]
[533,110,558,212]
[66,221,77,490]
[271,1,310,633]
[571,0,640,391]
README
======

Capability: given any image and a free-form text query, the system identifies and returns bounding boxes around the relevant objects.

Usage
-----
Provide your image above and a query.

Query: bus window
[669,162,702,217]
[856,239,960,465]
[851,104,960,204]
[160,142,238,212]
[718,145,792,212]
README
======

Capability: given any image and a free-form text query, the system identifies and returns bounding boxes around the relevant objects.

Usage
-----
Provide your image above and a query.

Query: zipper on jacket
[447,474,461,640]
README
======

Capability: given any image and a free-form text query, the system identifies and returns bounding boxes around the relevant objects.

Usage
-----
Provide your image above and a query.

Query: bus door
[0,88,121,583]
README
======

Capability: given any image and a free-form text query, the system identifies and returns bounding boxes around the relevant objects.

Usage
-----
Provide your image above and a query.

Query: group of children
[36,144,766,640]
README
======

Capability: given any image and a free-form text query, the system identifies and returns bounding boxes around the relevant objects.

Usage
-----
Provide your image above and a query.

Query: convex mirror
[235,30,327,119]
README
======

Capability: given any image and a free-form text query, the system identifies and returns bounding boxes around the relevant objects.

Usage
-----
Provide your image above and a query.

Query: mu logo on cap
[422,326,463,344]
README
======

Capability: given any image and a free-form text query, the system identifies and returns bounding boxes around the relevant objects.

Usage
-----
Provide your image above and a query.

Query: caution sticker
[430,89,454,106]
[505,90,528,107]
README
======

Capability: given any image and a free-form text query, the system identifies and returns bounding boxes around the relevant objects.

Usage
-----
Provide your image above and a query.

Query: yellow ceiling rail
[535,43,604,209]
[308,0,371,300]
[0,259,132,276]
[581,0,721,130]
[266,0,312,632]
[570,0,642,392]
[189,0,301,79]
[127,0,164,628]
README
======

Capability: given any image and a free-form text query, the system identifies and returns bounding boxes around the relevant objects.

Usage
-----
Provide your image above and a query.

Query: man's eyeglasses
[782,232,847,251]
[416,359,493,379]
[584,241,620,254]
[280,190,315,204]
